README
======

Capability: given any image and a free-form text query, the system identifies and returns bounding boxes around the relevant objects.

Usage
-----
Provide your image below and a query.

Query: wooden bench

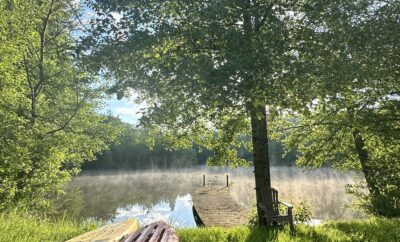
[121,220,178,242]
[257,187,294,233]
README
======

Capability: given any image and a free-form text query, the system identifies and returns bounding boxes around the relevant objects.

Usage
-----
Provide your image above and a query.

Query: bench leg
[288,209,295,235]
[289,218,295,235]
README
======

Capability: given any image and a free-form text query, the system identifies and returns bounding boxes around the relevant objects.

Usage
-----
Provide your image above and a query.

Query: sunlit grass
[0,212,97,242]
[1,212,398,242]
[177,217,400,242]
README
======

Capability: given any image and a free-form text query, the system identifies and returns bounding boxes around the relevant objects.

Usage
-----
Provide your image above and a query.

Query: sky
[102,95,145,125]
[72,0,141,125]
[73,1,142,124]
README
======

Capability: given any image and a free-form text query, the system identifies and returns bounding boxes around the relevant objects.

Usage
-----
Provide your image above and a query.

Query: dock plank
[192,187,249,227]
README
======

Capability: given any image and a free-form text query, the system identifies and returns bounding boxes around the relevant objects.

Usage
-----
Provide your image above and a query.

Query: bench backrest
[270,187,279,215]
[260,187,280,217]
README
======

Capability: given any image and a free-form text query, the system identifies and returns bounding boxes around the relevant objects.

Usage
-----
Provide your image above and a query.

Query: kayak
[67,218,139,242]
[121,220,178,242]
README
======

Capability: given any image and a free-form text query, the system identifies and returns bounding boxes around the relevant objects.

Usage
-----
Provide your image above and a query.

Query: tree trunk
[352,129,378,195]
[347,108,378,195]
[250,102,272,227]
[241,0,273,227]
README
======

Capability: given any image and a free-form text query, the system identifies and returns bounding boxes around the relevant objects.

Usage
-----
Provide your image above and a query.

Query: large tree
[273,0,400,217]
[85,0,306,225]
[0,0,118,211]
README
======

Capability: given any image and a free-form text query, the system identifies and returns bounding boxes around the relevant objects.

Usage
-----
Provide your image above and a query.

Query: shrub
[347,183,400,218]
[246,204,258,227]
[293,199,312,223]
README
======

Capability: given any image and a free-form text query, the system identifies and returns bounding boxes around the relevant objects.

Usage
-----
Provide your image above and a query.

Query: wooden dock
[192,186,249,227]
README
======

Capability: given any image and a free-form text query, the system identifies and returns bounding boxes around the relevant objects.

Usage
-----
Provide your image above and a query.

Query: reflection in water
[67,166,364,227]
[115,194,196,228]
[69,169,201,223]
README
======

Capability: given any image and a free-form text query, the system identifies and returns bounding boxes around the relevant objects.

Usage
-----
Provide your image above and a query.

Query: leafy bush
[293,199,312,223]
[246,204,258,227]
[347,172,400,218]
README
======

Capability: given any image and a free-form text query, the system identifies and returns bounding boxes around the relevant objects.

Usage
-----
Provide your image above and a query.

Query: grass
[1,213,398,242]
[0,212,97,242]
[177,217,400,242]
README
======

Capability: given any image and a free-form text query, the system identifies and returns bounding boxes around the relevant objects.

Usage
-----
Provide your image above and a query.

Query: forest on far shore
[83,117,298,170]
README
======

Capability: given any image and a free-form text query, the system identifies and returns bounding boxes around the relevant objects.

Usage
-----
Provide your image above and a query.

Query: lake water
[67,166,364,228]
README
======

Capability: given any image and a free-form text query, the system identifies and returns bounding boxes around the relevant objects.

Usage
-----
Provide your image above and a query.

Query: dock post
[226,174,229,187]
[203,174,205,186]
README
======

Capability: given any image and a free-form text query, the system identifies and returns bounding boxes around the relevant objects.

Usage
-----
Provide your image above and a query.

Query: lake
[66,166,364,228]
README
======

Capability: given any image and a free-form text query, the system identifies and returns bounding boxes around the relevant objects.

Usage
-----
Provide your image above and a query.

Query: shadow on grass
[177,218,400,242]
[243,226,280,242]
[324,218,400,242]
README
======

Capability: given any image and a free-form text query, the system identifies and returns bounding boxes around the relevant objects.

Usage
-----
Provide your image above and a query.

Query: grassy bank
[0,213,96,242]
[1,214,399,242]
[177,217,400,242]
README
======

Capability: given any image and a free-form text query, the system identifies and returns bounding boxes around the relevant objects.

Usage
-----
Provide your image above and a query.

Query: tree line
[83,117,297,170]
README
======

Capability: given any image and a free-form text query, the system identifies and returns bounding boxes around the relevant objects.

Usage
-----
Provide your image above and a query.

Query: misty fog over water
[67,166,364,227]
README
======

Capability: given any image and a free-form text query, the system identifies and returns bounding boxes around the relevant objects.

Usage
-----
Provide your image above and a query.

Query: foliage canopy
[0,0,119,211]
[271,0,400,217]
[85,0,400,218]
